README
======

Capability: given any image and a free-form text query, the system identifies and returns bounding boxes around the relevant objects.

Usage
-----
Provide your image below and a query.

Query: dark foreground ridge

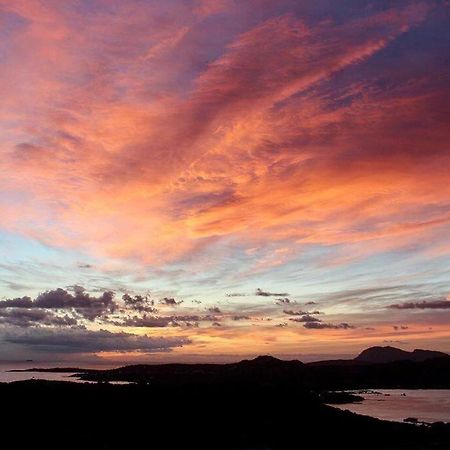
[4,347,450,449]
[3,376,450,450]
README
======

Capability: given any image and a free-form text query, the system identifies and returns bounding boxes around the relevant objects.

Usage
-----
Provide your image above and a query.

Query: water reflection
[331,390,450,423]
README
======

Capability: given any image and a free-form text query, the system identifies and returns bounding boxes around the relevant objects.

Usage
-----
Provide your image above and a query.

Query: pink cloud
[0,0,448,272]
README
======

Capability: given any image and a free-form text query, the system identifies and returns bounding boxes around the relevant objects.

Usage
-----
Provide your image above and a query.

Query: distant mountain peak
[240,355,283,365]
[238,355,304,367]
[252,355,282,363]
[354,346,448,364]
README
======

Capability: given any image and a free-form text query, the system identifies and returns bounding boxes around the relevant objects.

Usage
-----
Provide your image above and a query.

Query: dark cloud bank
[0,287,192,357]
[389,299,450,310]
[0,285,359,359]
[0,286,116,320]
[5,329,190,353]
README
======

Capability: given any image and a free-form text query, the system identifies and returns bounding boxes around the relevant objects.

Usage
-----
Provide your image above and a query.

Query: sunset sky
[0,0,449,364]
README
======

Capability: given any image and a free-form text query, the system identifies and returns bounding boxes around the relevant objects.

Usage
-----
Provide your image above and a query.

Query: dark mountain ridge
[354,346,448,364]
[10,346,450,389]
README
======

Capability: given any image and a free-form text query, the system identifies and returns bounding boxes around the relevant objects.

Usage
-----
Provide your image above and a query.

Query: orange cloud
[0,0,448,272]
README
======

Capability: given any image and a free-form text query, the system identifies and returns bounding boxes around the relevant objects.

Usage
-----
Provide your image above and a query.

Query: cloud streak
[0,0,449,360]
[1,1,446,269]
[303,322,355,330]
[389,298,450,310]
[4,329,190,354]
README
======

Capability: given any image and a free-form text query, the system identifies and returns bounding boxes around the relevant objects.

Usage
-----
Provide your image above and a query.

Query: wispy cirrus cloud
[0,0,449,361]
[1,1,447,268]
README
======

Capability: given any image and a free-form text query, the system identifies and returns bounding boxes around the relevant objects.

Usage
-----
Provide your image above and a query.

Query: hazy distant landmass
[8,367,98,374]
[354,346,449,364]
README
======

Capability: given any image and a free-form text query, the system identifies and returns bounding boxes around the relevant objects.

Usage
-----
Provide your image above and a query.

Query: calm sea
[331,389,450,423]
[0,361,117,383]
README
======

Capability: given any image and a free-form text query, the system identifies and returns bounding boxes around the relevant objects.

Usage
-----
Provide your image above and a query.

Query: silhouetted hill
[306,357,450,390]
[10,347,449,390]
[2,378,450,449]
[238,354,286,365]
[74,355,305,385]
[237,354,304,370]
[355,346,448,364]
[411,349,449,361]
[4,349,450,448]
[308,359,368,367]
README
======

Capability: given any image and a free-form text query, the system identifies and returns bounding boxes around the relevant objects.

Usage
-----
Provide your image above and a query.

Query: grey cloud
[388,299,450,310]
[36,287,116,318]
[198,314,219,322]
[276,298,292,305]
[232,315,251,321]
[289,314,321,323]
[256,288,289,297]
[310,284,450,310]
[0,309,47,326]
[112,314,218,328]
[303,322,355,329]
[122,293,157,312]
[160,297,183,306]
[283,309,320,316]
[46,315,79,327]
[4,329,190,353]
[0,308,78,328]
[0,287,117,320]
[0,296,33,308]
[114,315,173,328]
